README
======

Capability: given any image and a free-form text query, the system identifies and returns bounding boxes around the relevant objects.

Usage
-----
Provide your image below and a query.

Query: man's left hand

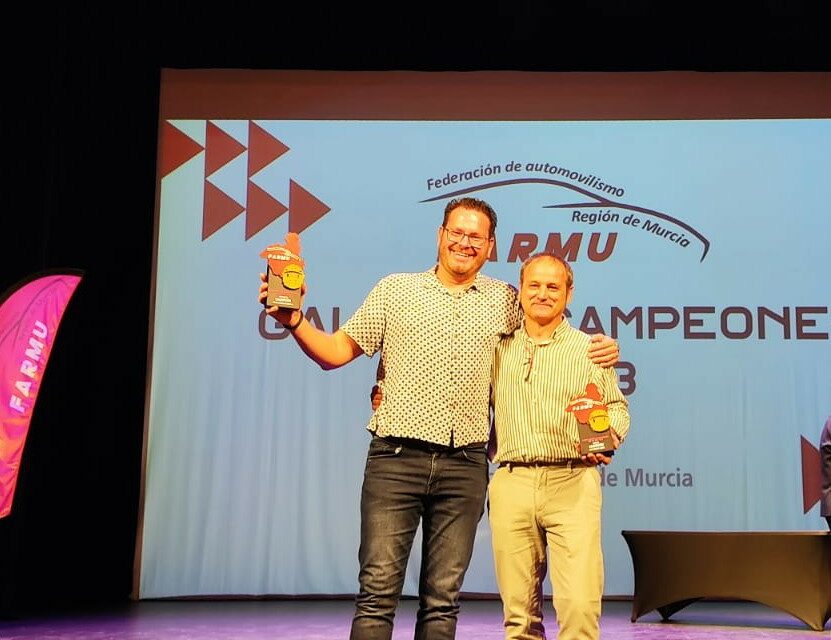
[581,451,614,466]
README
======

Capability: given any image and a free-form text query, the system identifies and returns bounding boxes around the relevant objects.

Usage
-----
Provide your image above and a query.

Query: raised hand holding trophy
[260,232,305,310]
[565,383,615,456]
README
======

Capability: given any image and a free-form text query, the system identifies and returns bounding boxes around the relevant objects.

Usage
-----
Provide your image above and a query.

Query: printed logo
[422,160,711,262]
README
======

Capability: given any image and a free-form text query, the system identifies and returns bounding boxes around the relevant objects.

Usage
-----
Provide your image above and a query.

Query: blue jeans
[349,436,489,640]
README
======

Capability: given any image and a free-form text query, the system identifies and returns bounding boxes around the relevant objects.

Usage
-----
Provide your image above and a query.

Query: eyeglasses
[443,227,489,249]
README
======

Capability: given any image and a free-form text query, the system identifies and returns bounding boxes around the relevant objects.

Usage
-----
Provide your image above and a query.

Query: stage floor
[0,598,826,639]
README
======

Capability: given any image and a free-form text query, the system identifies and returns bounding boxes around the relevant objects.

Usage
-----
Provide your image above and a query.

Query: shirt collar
[422,266,485,293]
[520,317,570,346]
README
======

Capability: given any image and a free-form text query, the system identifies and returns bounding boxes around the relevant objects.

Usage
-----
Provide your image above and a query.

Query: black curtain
[1,2,827,617]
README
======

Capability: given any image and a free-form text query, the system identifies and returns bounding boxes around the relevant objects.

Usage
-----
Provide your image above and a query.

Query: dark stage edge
[0,599,826,639]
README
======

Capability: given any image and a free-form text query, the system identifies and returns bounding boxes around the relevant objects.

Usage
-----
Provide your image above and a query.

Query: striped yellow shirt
[490,319,630,463]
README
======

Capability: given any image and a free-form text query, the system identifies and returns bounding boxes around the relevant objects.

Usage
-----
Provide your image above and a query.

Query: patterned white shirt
[341,267,521,446]
[491,319,630,462]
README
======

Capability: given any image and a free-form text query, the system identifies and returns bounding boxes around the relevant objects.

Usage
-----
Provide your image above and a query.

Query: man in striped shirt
[261,199,620,640]
[488,252,630,640]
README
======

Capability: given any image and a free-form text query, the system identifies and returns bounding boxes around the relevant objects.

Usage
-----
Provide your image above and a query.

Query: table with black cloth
[621,530,831,631]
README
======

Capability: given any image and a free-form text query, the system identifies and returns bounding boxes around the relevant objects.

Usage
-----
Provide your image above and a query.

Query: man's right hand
[259,272,305,328]
[257,273,363,370]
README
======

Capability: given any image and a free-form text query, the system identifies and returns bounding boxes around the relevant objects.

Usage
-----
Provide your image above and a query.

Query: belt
[380,436,487,453]
[499,460,584,470]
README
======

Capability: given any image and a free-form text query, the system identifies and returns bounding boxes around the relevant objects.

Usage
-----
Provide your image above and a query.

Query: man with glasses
[259,197,619,640]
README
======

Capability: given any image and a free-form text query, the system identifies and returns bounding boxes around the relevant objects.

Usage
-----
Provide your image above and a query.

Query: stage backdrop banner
[136,71,831,599]
[0,271,83,519]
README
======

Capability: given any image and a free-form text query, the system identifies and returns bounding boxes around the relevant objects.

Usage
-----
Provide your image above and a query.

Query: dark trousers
[349,436,489,640]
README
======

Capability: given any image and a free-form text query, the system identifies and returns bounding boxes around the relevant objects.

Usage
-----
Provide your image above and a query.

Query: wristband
[283,311,304,331]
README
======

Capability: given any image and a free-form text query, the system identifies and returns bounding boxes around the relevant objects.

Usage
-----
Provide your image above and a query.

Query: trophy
[565,383,615,456]
[260,232,305,309]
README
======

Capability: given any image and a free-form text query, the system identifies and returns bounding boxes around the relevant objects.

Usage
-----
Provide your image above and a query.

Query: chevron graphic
[288,180,331,234]
[248,121,289,176]
[160,122,204,177]
[205,121,246,176]
[246,181,288,239]
[801,436,821,513]
[203,181,245,240]
[162,120,332,241]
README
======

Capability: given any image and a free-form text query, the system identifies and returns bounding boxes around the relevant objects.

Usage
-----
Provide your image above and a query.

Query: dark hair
[519,252,574,289]
[442,197,497,237]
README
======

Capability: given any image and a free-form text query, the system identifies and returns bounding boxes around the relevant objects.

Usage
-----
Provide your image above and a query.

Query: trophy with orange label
[565,383,615,456]
[261,232,305,310]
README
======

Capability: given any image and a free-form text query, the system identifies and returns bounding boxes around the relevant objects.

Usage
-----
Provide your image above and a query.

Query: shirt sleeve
[340,277,388,357]
[501,284,522,335]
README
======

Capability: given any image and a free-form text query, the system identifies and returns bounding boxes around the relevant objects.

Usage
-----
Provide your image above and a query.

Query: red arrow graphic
[801,436,821,514]
[205,121,245,176]
[288,180,331,234]
[160,122,204,178]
